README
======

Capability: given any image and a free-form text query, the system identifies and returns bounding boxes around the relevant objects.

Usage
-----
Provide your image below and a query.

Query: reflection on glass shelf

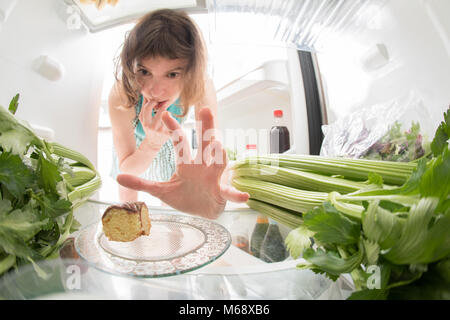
[0,201,354,300]
[0,257,353,300]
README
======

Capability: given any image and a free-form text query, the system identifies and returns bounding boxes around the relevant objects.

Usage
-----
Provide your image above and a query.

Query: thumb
[219,184,250,203]
[117,174,163,197]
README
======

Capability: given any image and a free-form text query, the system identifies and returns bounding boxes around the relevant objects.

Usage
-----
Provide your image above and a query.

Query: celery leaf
[0,105,43,155]
[300,240,364,276]
[430,108,449,157]
[37,153,63,195]
[285,225,313,259]
[0,152,35,199]
[348,289,388,300]
[8,94,19,115]
[0,206,49,260]
[0,207,48,242]
[419,148,450,202]
[304,202,360,245]
[384,198,450,265]
[41,194,72,218]
[362,200,405,250]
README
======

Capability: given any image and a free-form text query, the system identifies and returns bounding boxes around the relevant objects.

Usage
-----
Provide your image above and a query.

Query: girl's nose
[143,79,165,99]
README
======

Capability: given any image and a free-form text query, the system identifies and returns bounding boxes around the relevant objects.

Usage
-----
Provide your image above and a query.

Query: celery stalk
[50,142,101,206]
[233,164,366,194]
[247,199,303,229]
[62,166,96,187]
[68,175,102,208]
[0,255,16,275]
[232,177,328,214]
[50,142,96,172]
[234,155,416,185]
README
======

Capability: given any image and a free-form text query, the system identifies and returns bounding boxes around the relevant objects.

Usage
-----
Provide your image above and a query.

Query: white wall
[211,44,293,156]
[316,0,450,136]
[0,0,108,166]
[215,57,294,157]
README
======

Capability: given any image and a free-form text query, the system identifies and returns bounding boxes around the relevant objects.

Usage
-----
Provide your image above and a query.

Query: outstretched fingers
[207,139,227,171]
[117,174,163,197]
[219,184,250,203]
[197,107,216,163]
[196,107,226,166]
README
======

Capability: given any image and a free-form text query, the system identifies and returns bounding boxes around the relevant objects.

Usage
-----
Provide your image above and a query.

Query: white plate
[75,214,231,278]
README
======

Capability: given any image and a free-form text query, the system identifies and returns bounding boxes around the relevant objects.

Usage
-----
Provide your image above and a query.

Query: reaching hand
[117,107,249,219]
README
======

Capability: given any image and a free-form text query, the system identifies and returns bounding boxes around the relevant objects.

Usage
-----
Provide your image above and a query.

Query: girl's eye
[137,69,150,76]
[167,72,180,79]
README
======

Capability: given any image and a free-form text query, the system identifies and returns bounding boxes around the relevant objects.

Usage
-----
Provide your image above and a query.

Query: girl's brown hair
[115,9,207,117]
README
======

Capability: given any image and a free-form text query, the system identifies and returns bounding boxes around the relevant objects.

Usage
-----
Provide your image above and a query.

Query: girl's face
[135,56,188,111]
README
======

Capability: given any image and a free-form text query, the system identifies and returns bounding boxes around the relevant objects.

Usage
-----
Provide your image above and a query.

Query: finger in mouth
[153,101,168,113]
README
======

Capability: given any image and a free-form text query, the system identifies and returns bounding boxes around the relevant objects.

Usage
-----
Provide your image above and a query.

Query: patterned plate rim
[74,213,232,278]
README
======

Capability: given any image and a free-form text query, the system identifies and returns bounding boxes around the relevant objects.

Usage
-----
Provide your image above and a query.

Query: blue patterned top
[110,96,185,182]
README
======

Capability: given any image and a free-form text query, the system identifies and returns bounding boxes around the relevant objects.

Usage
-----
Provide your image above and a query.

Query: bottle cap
[256,215,269,223]
[246,144,257,150]
[273,109,283,117]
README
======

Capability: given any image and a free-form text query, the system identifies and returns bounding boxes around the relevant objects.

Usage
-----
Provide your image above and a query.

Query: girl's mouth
[154,100,167,110]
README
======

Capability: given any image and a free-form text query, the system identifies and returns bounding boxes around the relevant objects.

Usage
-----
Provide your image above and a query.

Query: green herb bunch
[0,94,101,277]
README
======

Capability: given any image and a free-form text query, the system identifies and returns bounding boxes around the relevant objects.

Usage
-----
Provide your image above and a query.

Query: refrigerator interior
[1,0,448,197]
[0,0,449,294]
[315,0,449,136]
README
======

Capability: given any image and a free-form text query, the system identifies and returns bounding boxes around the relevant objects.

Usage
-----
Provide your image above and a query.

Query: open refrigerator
[0,0,448,299]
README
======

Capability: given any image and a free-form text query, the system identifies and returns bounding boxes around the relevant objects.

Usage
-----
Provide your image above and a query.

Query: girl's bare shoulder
[108,82,135,130]
[109,81,130,110]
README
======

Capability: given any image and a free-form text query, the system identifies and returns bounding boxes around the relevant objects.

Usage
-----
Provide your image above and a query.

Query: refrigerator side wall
[316,0,450,135]
[0,0,107,166]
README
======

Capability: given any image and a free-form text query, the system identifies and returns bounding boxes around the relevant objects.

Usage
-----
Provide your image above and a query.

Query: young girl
[109,9,248,218]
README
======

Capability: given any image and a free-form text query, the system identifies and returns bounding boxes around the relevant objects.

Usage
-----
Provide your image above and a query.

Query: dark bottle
[250,215,269,258]
[260,219,288,263]
[270,109,290,153]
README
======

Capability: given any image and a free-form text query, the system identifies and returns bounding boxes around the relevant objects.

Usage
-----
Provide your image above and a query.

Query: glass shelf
[0,200,354,300]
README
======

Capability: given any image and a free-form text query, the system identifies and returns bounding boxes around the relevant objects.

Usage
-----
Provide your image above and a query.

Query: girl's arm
[108,82,162,176]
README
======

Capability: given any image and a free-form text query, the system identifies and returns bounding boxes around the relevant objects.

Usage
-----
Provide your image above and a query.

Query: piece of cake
[101,202,151,242]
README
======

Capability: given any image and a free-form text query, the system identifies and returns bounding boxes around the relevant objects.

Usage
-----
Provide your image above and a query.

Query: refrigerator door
[64,0,207,32]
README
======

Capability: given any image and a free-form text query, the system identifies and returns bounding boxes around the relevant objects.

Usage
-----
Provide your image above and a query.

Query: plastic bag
[320,92,434,160]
